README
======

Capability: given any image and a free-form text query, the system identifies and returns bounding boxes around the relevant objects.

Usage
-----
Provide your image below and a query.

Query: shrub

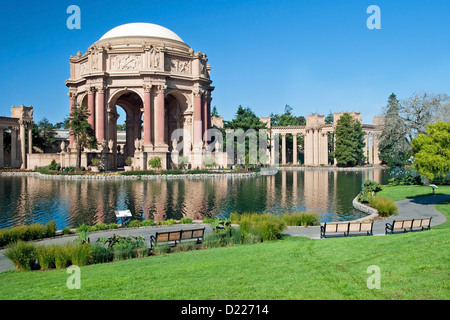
[125,157,132,166]
[369,196,398,217]
[76,224,91,233]
[128,220,142,228]
[202,217,215,224]
[140,219,154,227]
[280,212,320,227]
[158,219,176,226]
[238,213,286,242]
[62,227,74,235]
[4,241,38,271]
[36,245,56,270]
[53,244,72,269]
[358,180,383,203]
[148,157,162,169]
[91,158,100,166]
[44,220,57,238]
[71,243,92,266]
[180,218,193,224]
[23,224,45,241]
[91,244,114,264]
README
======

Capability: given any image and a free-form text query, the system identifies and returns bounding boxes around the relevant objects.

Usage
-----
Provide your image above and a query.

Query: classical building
[64,23,214,170]
[270,112,384,166]
[0,105,33,169]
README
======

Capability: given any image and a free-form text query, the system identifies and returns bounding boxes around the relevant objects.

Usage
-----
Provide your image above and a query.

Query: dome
[99,23,184,43]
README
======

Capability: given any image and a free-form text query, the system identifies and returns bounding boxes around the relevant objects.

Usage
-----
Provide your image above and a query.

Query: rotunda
[65,22,214,170]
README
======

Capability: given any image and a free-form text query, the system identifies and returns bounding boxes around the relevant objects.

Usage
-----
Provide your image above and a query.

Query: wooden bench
[385,218,432,235]
[149,227,205,251]
[320,221,374,238]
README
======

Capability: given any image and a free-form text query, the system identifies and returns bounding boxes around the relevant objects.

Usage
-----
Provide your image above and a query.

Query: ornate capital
[156,85,167,94]
[143,84,152,92]
[87,87,95,95]
[68,92,77,100]
[96,86,105,94]
[193,89,203,98]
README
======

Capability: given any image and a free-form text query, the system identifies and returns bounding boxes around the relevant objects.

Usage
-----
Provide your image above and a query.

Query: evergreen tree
[334,112,365,167]
[378,93,411,168]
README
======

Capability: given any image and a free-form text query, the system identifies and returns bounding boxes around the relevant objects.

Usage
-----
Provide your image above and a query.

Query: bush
[44,220,57,238]
[148,157,162,169]
[4,241,38,271]
[238,213,286,242]
[358,180,383,203]
[280,212,320,227]
[369,196,398,217]
[128,220,142,228]
[91,244,114,264]
[71,243,92,266]
[76,224,91,233]
[180,218,193,224]
[36,245,56,270]
[140,219,154,227]
[53,244,72,269]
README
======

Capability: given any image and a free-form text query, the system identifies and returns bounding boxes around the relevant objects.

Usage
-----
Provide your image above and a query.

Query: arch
[106,90,144,165]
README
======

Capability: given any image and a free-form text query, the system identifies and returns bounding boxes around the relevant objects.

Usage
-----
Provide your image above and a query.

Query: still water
[0,169,389,230]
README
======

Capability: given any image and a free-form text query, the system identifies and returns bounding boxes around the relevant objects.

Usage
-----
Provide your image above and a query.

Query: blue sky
[0,0,449,125]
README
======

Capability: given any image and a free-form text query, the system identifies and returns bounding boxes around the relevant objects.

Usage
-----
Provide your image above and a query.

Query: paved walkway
[1,194,449,273]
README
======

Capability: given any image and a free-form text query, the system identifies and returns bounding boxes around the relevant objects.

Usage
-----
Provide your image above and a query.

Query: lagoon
[0,168,389,230]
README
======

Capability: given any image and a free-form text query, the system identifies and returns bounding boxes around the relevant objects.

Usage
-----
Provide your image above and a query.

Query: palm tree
[69,104,98,169]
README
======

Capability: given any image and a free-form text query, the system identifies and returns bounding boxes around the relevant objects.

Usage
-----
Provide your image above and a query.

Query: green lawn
[0,187,449,300]
[377,185,450,202]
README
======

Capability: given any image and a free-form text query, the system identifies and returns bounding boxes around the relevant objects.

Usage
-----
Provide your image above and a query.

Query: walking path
[1,194,448,273]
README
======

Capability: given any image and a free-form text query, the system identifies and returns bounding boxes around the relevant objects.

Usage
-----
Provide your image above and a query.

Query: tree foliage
[69,105,98,169]
[334,112,365,167]
[411,121,450,180]
[378,93,411,168]
[32,118,58,152]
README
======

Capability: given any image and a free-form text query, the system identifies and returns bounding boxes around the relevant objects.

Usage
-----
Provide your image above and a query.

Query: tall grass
[237,213,286,241]
[369,196,398,217]
[4,241,37,271]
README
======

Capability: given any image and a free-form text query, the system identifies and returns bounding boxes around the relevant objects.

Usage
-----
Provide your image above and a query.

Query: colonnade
[271,113,383,166]
[0,105,33,169]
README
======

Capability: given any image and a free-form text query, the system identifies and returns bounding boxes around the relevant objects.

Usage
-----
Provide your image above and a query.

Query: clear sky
[0,0,449,125]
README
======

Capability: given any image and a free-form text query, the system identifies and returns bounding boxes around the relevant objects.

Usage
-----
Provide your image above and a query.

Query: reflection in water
[0,169,389,230]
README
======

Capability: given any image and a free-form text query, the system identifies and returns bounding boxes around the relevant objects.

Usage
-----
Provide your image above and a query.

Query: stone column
[292,133,298,165]
[270,132,279,165]
[69,92,76,146]
[368,132,373,164]
[314,129,319,166]
[19,121,26,169]
[0,127,4,168]
[96,87,105,143]
[364,133,368,164]
[281,133,286,165]
[87,87,95,129]
[143,85,152,145]
[193,90,203,148]
[321,132,328,165]
[11,127,17,168]
[373,133,380,165]
[28,124,32,155]
[304,129,311,166]
[156,85,166,146]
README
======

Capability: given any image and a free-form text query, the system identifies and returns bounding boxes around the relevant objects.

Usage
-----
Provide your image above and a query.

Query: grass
[0,186,448,300]
[377,185,450,202]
